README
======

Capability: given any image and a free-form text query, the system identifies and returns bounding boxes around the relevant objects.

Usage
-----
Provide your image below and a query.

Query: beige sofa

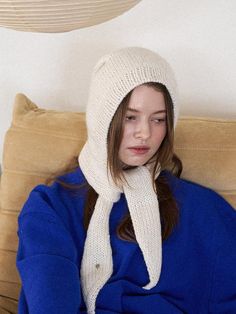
[0,93,235,313]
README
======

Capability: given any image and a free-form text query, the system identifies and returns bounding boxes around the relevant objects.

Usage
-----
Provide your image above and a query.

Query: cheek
[155,125,167,139]
[118,126,133,159]
[120,125,133,145]
[152,126,167,149]
[122,124,133,137]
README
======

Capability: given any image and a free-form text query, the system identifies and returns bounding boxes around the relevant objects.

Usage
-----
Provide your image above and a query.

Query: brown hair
[57,82,182,242]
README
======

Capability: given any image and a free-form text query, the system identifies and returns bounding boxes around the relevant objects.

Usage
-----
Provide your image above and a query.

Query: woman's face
[118,85,167,167]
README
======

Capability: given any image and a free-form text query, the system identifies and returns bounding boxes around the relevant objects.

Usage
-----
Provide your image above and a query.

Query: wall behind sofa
[0,0,236,163]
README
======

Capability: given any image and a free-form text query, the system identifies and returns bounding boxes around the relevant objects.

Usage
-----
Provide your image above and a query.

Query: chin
[122,159,148,167]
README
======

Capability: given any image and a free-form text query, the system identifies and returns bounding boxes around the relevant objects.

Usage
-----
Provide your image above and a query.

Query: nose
[134,121,151,140]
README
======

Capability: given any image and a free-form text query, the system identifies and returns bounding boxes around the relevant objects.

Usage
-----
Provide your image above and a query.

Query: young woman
[16,47,236,314]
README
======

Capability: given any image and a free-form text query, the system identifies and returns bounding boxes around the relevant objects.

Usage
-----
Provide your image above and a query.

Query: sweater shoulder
[162,170,236,231]
[56,166,87,185]
[163,170,233,206]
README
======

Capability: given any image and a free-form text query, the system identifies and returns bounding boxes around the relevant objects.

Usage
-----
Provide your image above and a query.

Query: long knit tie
[78,47,178,313]
[80,152,162,314]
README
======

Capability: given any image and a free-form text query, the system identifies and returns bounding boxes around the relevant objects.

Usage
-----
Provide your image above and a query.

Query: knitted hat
[79,47,178,313]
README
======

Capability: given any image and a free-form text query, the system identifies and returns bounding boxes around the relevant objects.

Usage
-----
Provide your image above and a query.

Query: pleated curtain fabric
[0,0,141,33]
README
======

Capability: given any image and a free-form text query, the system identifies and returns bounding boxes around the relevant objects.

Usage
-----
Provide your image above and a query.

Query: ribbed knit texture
[79,47,178,313]
[123,167,162,289]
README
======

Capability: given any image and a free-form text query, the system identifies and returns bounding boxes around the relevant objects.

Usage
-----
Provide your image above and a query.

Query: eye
[152,117,166,123]
[125,115,136,121]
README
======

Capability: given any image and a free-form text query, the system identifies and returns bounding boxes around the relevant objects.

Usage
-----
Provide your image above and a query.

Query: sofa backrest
[0,93,235,313]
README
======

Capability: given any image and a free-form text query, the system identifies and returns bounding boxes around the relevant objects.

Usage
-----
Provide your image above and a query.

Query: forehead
[128,85,166,111]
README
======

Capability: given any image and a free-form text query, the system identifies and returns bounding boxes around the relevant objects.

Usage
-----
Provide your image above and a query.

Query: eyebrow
[127,108,167,114]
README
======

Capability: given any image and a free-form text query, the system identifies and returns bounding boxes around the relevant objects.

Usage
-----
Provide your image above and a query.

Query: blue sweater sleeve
[208,194,236,313]
[16,187,82,314]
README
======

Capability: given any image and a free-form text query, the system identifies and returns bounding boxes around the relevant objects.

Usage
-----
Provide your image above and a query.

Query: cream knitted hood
[78,47,178,313]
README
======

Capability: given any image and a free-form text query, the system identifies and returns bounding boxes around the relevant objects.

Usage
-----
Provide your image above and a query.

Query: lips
[128,146,150,155]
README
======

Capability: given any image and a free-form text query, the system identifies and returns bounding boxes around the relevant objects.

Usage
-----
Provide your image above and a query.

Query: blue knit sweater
[16,168,236,314]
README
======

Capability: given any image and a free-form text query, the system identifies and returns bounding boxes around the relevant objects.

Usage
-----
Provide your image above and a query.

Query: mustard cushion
[0,94,87,313]
[0,93,235,313]
[175,116,236,208]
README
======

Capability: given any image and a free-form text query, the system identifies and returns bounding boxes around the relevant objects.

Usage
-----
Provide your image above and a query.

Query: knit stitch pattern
[79,47,178,313]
